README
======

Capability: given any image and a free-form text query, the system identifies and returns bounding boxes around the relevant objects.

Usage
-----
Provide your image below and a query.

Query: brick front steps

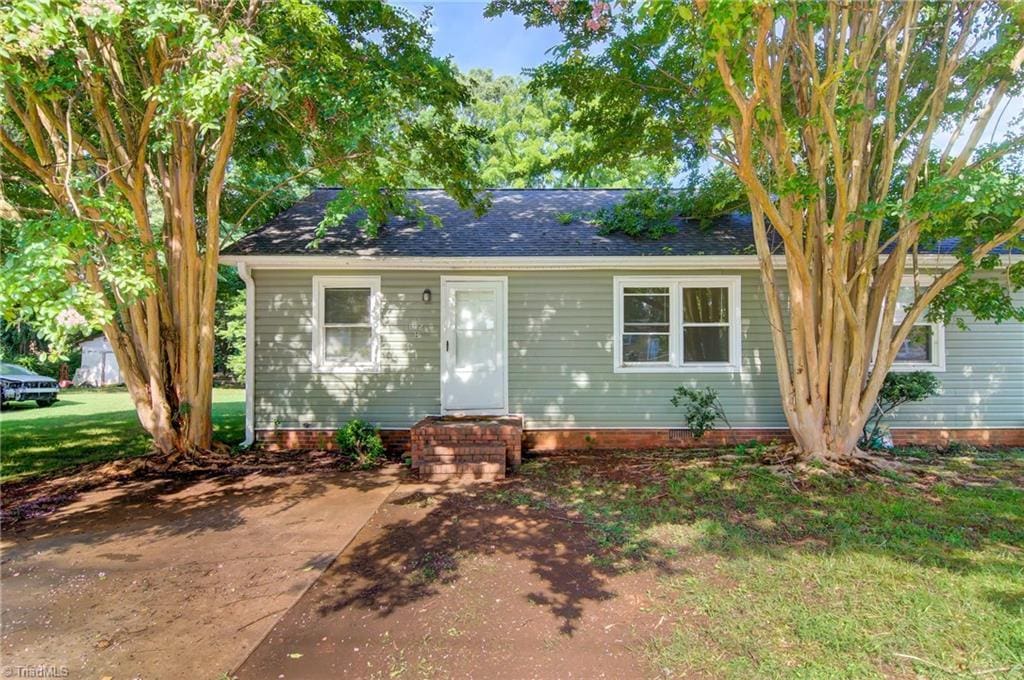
[419,444,507,482]
[411,416,523,482]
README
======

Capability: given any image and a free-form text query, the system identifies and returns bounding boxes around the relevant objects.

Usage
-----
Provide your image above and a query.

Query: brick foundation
[254,426,1024,454]
[889,428,1024,447]
[523,427,1024,449]
[523,428,793,451]
[255,428,410,455]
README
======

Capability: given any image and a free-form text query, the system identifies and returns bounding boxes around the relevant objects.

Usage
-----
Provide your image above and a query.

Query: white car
[0,363,59,408]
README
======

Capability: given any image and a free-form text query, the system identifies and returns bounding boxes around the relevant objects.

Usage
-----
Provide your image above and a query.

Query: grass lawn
[0,387,244,483]
[495,447,1024,679]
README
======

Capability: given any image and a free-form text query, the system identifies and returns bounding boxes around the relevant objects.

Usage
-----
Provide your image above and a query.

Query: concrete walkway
[1,465,400,679]
[233,480,658,680]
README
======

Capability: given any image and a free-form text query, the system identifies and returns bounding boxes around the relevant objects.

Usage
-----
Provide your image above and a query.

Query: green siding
[251,269,1023,431]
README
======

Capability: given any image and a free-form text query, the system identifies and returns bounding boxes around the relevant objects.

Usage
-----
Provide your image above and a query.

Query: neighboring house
[74,335,123,387]
[220,189,1024,451]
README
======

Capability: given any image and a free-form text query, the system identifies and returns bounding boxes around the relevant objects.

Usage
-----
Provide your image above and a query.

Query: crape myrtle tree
[490,0,1024,464]
[0,0,486,459]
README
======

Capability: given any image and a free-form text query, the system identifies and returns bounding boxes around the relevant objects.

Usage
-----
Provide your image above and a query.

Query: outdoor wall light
[422,288,432,303]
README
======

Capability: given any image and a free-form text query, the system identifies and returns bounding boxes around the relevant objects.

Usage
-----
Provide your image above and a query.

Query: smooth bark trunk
[699,1,1024,464]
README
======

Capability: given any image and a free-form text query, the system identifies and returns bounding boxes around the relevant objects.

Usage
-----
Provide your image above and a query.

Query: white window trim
[310,275,382,373]
[613,275,742,373]
[888,276,946,372]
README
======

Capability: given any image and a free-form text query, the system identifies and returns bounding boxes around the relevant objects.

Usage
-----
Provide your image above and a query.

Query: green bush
[670,385,731,439]
[862,371,941,449]
[591,189,681,239]
[334,419,386,469]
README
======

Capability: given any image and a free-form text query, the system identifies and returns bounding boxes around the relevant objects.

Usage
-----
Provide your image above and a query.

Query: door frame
[439,275,509,416]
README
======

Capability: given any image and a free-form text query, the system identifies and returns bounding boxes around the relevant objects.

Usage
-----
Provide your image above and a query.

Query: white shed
[74,335,123,387]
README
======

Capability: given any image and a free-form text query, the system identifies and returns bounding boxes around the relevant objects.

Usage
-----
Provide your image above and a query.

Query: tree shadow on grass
[509,450,1024,580]
[1,401,244,482]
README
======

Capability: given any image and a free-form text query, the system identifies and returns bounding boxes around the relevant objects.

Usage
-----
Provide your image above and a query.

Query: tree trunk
[0,10,252,463]
[101,277,219,460]
[700,2,1024,465]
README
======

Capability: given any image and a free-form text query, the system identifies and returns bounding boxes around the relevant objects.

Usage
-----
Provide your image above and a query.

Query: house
[220,188,1024,467]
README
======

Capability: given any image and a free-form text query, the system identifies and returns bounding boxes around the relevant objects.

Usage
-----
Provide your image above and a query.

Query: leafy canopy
[462,68,677,187]
[1,0,488,352]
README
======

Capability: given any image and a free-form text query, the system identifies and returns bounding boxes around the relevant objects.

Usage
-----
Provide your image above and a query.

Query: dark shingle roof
[222,188,1000,258]
[222,189,762,258]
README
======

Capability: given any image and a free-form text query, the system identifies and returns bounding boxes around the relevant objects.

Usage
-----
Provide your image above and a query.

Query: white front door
[441,277,507,414]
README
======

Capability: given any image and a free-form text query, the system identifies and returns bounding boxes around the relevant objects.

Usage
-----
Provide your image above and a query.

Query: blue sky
[394,2,562,76]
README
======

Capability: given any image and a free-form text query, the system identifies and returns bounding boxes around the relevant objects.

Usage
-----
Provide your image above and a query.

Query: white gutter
[236,262,255,448]
[219,253,986,270]
[220,254,784,270]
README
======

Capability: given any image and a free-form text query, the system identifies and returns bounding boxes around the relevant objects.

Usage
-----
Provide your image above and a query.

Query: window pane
[683,326,730,363]
[622,334,670,363]
[324,288,370,324]
[455,289,496,331]
[683,287,728,323]
[324,326,372,363]
[895,325,932,363]
[623,291,669,324]
[895,284,931,323]
[896,284,919,307]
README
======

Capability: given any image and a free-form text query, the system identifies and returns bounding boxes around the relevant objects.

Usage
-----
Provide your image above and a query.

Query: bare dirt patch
[234,479,674,679]
[1,460,399,679]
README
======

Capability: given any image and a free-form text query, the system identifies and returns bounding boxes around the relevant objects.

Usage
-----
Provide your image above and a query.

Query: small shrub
[334,419,386,469]
[670,385,731,439]
[556,211,575,225]
[861,371,941,449]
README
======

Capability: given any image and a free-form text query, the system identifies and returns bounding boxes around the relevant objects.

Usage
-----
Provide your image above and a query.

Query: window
[621,287,671,364]
[682,287,731,363]
[614,276,741,372]
[312,276,381,372]
[889,278,945,371]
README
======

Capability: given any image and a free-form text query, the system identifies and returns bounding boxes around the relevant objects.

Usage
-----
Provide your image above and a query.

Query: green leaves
[334,419,387,469]
[911,160,1024,256]
[862,371,941,447]
[588,170,746,239]
[463,69,677,188]
[591,188,682,239]
[0,214,114,357]
[927,268,1024,328]
[3,0,492,352]
[670,385,728,439]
